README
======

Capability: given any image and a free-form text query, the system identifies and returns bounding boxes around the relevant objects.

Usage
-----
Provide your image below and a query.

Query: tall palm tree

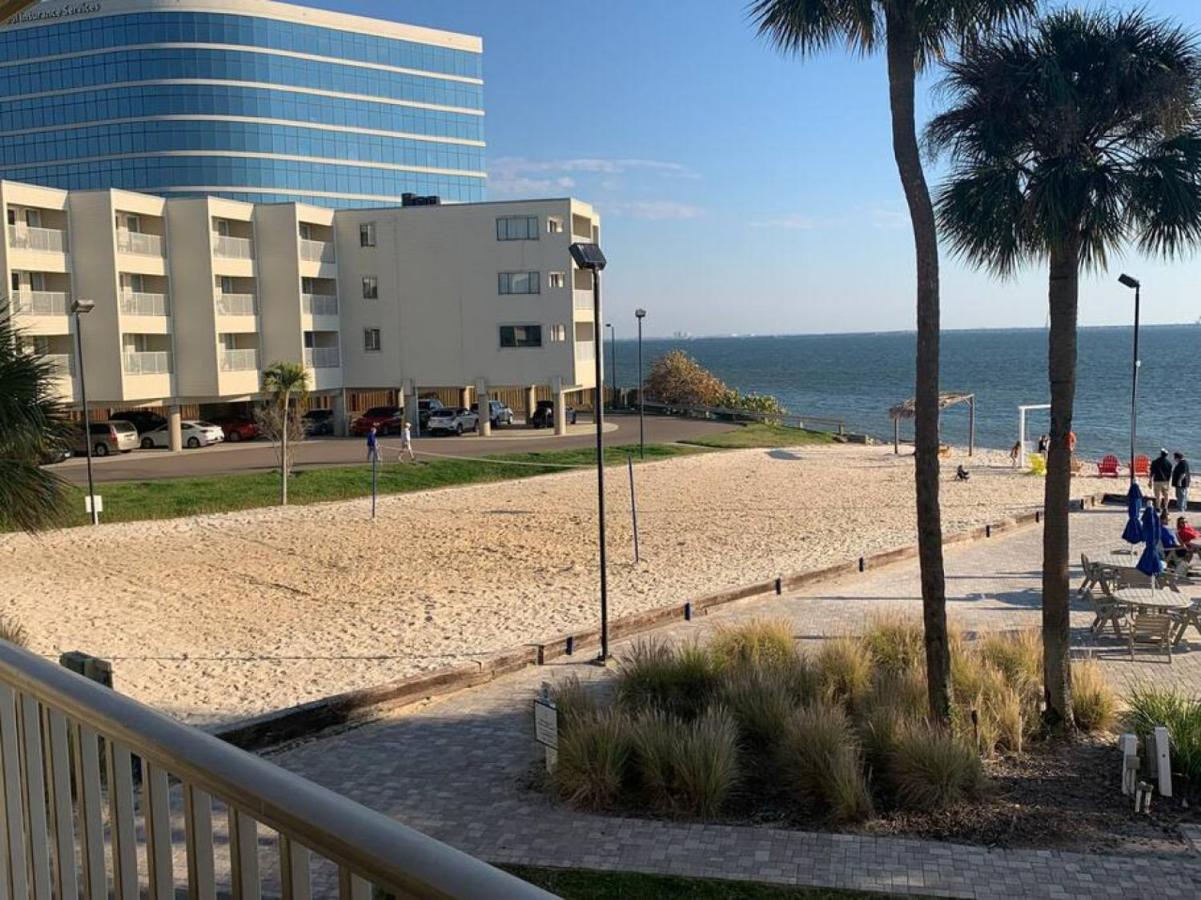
[748,0,1033,724]
[929,9,1201,730]
[262,361,310,506]
[0,312,72,532]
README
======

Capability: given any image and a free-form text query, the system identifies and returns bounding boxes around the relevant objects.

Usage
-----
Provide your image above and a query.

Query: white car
[426,406,480,435]
[140,420,226,449]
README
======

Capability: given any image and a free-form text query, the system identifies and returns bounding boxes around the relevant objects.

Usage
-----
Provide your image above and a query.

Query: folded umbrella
[1123,482,1145,544]
[1137,504,1165,577]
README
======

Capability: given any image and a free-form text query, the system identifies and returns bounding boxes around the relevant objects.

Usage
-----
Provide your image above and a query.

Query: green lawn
[48,442,704,528]
[502,866,892,899]
[681,423,839,449]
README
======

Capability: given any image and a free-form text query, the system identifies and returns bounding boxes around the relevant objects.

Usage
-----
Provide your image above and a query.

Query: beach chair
[1173,600,1201,644]
[1128,609,1175,663]
[1097,455,1120,477]
[1090,591,1129,637]
[1133,455,1150,478]
[1079,554,1105,596]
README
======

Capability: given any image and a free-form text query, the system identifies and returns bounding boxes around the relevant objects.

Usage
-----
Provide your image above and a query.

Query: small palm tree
[0,312,73,532]
[929,9,1201,730]
[261,361,309,506]
[748,0,1034,725]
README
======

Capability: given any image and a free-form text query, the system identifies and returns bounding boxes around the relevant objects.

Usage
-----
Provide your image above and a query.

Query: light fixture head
[635,308,647,319]
[568,242,607,271]
[1118,273,1140,290]
[70,298,96,315]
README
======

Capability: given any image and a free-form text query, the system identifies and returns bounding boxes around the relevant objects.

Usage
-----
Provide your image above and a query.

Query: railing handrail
[304,346,340,368]
[120,291,170,317]
[117,231,164,256]
[301,292,339,316]
[123,350,172,374]
[220,348,259,371]
[7,223,67,253]
[215,291,258,316]
[212,233,254,259]
[12,290,69,315]
[299,237,335,262]
[42,352,73,375]
[0,642,551,899]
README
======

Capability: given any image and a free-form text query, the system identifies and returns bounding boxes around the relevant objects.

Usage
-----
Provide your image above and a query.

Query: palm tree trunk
[1042,241,1079,732]
[885,16,951,724]
[280,390,289,507]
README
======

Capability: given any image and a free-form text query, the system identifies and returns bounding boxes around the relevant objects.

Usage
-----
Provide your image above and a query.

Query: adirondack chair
[1133,455,1151,477]
[1098,454,1121,477]
[1129,609,1176,662]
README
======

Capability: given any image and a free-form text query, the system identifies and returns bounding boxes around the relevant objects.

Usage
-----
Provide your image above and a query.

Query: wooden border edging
[216,491,1110,752]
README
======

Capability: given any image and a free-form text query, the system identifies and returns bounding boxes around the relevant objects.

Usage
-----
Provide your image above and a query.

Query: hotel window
[547,217,564,234]
[498,271,540,295]
[360,222,376,247]
[547,272,566,289]
[298,222,312,240]
[362,276,379,299]
[496,215,539,241]
[499,325,543,348]
[9,272,18,292]
[364,328,381,352]
[549,324,567,342]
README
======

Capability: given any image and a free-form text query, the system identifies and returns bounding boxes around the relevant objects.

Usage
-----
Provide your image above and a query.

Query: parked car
[140,420,225,449]
[109,409,167,435]
[303,408,335,436]
[530,400,577,429]
[39,444,72,465]
[74,420,139,457]
[427,406,479,435]
[213,417,259,442]
[488,399,514,427]
[417,397,444,430]
[351,406,403,436]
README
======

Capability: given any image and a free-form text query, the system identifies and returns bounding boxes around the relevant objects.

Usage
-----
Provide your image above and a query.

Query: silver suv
[74,420,139,457]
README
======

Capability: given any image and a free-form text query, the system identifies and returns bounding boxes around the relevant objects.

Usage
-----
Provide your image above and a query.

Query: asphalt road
[51,413,736,484]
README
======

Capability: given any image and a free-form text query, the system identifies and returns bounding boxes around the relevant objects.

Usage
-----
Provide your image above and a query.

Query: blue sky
[312,0,1201,337]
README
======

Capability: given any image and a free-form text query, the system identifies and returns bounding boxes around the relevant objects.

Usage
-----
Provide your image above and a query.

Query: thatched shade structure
[889,392,975,456]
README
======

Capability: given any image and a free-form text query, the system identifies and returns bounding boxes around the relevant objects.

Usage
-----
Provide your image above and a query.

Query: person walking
[1037,433,1050,454]
[1172,451,1191,515]
[366,424,379,462]
[1150,448,1174,516]
[398,419,416,462]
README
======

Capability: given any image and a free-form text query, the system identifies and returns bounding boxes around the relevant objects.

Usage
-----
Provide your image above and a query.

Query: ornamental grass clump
[551,675,597,730]
[778,704,872,823]
[552,709,632,809]
[720,664,797,752]
[891,722,985,811]
[978,629,1042,698]
[629,708,739,817]
[709,619,796,672]
[1126,685,1201,782]
[815,637,872,712]
[614,640,717,720]
[862,612,925,676]
[1071,661,1117,733]
[0,616,28,648]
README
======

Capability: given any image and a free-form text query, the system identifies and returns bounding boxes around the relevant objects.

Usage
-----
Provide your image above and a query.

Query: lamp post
[635,308,646,459]
[70,298,98,525]
[569,242,610,664]
[605,322,617,408]
[1119,273,1140,486]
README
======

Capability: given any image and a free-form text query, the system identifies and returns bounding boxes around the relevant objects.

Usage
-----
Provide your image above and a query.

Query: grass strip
[681,423,838,449]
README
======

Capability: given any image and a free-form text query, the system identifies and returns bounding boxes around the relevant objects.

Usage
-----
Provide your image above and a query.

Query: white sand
[0,445,1101,725]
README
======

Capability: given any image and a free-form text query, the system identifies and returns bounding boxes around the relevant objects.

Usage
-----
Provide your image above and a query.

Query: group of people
[1008,430,1079,468]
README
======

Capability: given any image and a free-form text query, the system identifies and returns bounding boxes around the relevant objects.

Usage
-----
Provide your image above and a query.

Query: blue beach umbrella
[1137,505,1165,577]
[1122,482,1144,544]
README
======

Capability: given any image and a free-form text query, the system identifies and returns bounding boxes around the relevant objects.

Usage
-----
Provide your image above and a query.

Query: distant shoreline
[626,322,1196,341]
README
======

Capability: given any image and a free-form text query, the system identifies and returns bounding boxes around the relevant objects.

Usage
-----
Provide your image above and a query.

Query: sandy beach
[0,445,1100,725]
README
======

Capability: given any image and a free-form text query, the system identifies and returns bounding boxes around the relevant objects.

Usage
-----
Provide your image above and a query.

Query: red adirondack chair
[1097,454,1120,477]
[1133,455,1151,477]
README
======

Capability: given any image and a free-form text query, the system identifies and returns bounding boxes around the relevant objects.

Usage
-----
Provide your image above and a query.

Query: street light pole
[635,308,646,459]
[606,323,616,408]
[1119,274,1141,485]
[71,298,97,525]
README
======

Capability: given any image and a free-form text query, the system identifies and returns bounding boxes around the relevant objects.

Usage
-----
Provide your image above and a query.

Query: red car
[351,405,404,436]
[214,417,260,442]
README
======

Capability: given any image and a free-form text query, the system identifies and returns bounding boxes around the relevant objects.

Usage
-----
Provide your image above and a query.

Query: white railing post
[0,685,27,899]
[44,709,79,900]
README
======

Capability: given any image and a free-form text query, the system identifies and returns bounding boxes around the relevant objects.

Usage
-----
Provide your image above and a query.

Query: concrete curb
[218,490,1110,752]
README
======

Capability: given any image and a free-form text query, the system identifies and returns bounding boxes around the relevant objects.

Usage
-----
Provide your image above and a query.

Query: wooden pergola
[889,392,976,456]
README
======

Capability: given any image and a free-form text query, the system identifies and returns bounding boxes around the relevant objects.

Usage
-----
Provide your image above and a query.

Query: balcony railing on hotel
[43,353,73,376]
[301,293,338,316]
[303,347,340,369]
[120,292,170,317]
[123,350,172,375]
[8,224,67,253]
[575,341,596,362]
[215,292,258,316]
[12,290,69,316]
[573,290,594,312]
[220,348,259,372]
[117,231,164,256]
[299,238,335,263]
[212,234,254,259]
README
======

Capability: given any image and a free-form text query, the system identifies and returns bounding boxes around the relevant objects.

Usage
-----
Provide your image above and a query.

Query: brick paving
[266,507,1201,897]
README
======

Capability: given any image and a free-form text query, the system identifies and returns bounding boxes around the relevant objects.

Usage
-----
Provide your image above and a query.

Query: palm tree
[929,9,1201,730]
[0,312,73,532]
[748,0,1033,724]
[261,361,310,506]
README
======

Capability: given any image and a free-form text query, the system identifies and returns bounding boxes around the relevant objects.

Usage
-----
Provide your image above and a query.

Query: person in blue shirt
[366,425,379,462]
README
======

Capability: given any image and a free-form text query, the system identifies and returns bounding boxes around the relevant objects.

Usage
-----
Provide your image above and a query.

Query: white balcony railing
[575,341,596,362]
[299,238,335,263]
[215,292,258,316]
[0,641,547,900]
[43,353,73,376]
[120,292,170,317]
[8,224,67,253]
[220,348,259,372]
[212,234,254,259]
[304,347,340,369]
[12,290,69,316]
[573,290,594,312]
[123,350,172,375]
[117,231,164,256]
[301,293,338,316]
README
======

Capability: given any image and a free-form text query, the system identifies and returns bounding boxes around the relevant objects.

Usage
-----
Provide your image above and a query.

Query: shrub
[645,351,729,407]
[981,668,1024,754]
[630,709,681,808]
[709,619,795,672]
[778,704,873,823]
[1126,685,1201,781]
[891,723,985,811]
[1071,662,1117,733]
[0,616,28,648]
[978,630,1042,698]
[552,710,632,808]
[815,638,872,711]
[858,703,908,781]
[721,664,797,750]
[614,640,717,720]
[629,708,739,817]
[869,667,929,723]
[862,613,925,675]
[551,675,597,730]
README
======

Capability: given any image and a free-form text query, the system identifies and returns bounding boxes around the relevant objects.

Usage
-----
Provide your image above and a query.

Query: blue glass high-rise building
[0,0,486,207]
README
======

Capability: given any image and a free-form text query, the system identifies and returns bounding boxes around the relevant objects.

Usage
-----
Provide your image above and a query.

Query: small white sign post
[533,682,559,772]
[84,495,103,515]
[1153,726,1173,798]
[1120,733,1139,796]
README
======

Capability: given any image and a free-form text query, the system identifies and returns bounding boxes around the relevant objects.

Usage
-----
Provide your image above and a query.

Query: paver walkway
[267,508,1201,898]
